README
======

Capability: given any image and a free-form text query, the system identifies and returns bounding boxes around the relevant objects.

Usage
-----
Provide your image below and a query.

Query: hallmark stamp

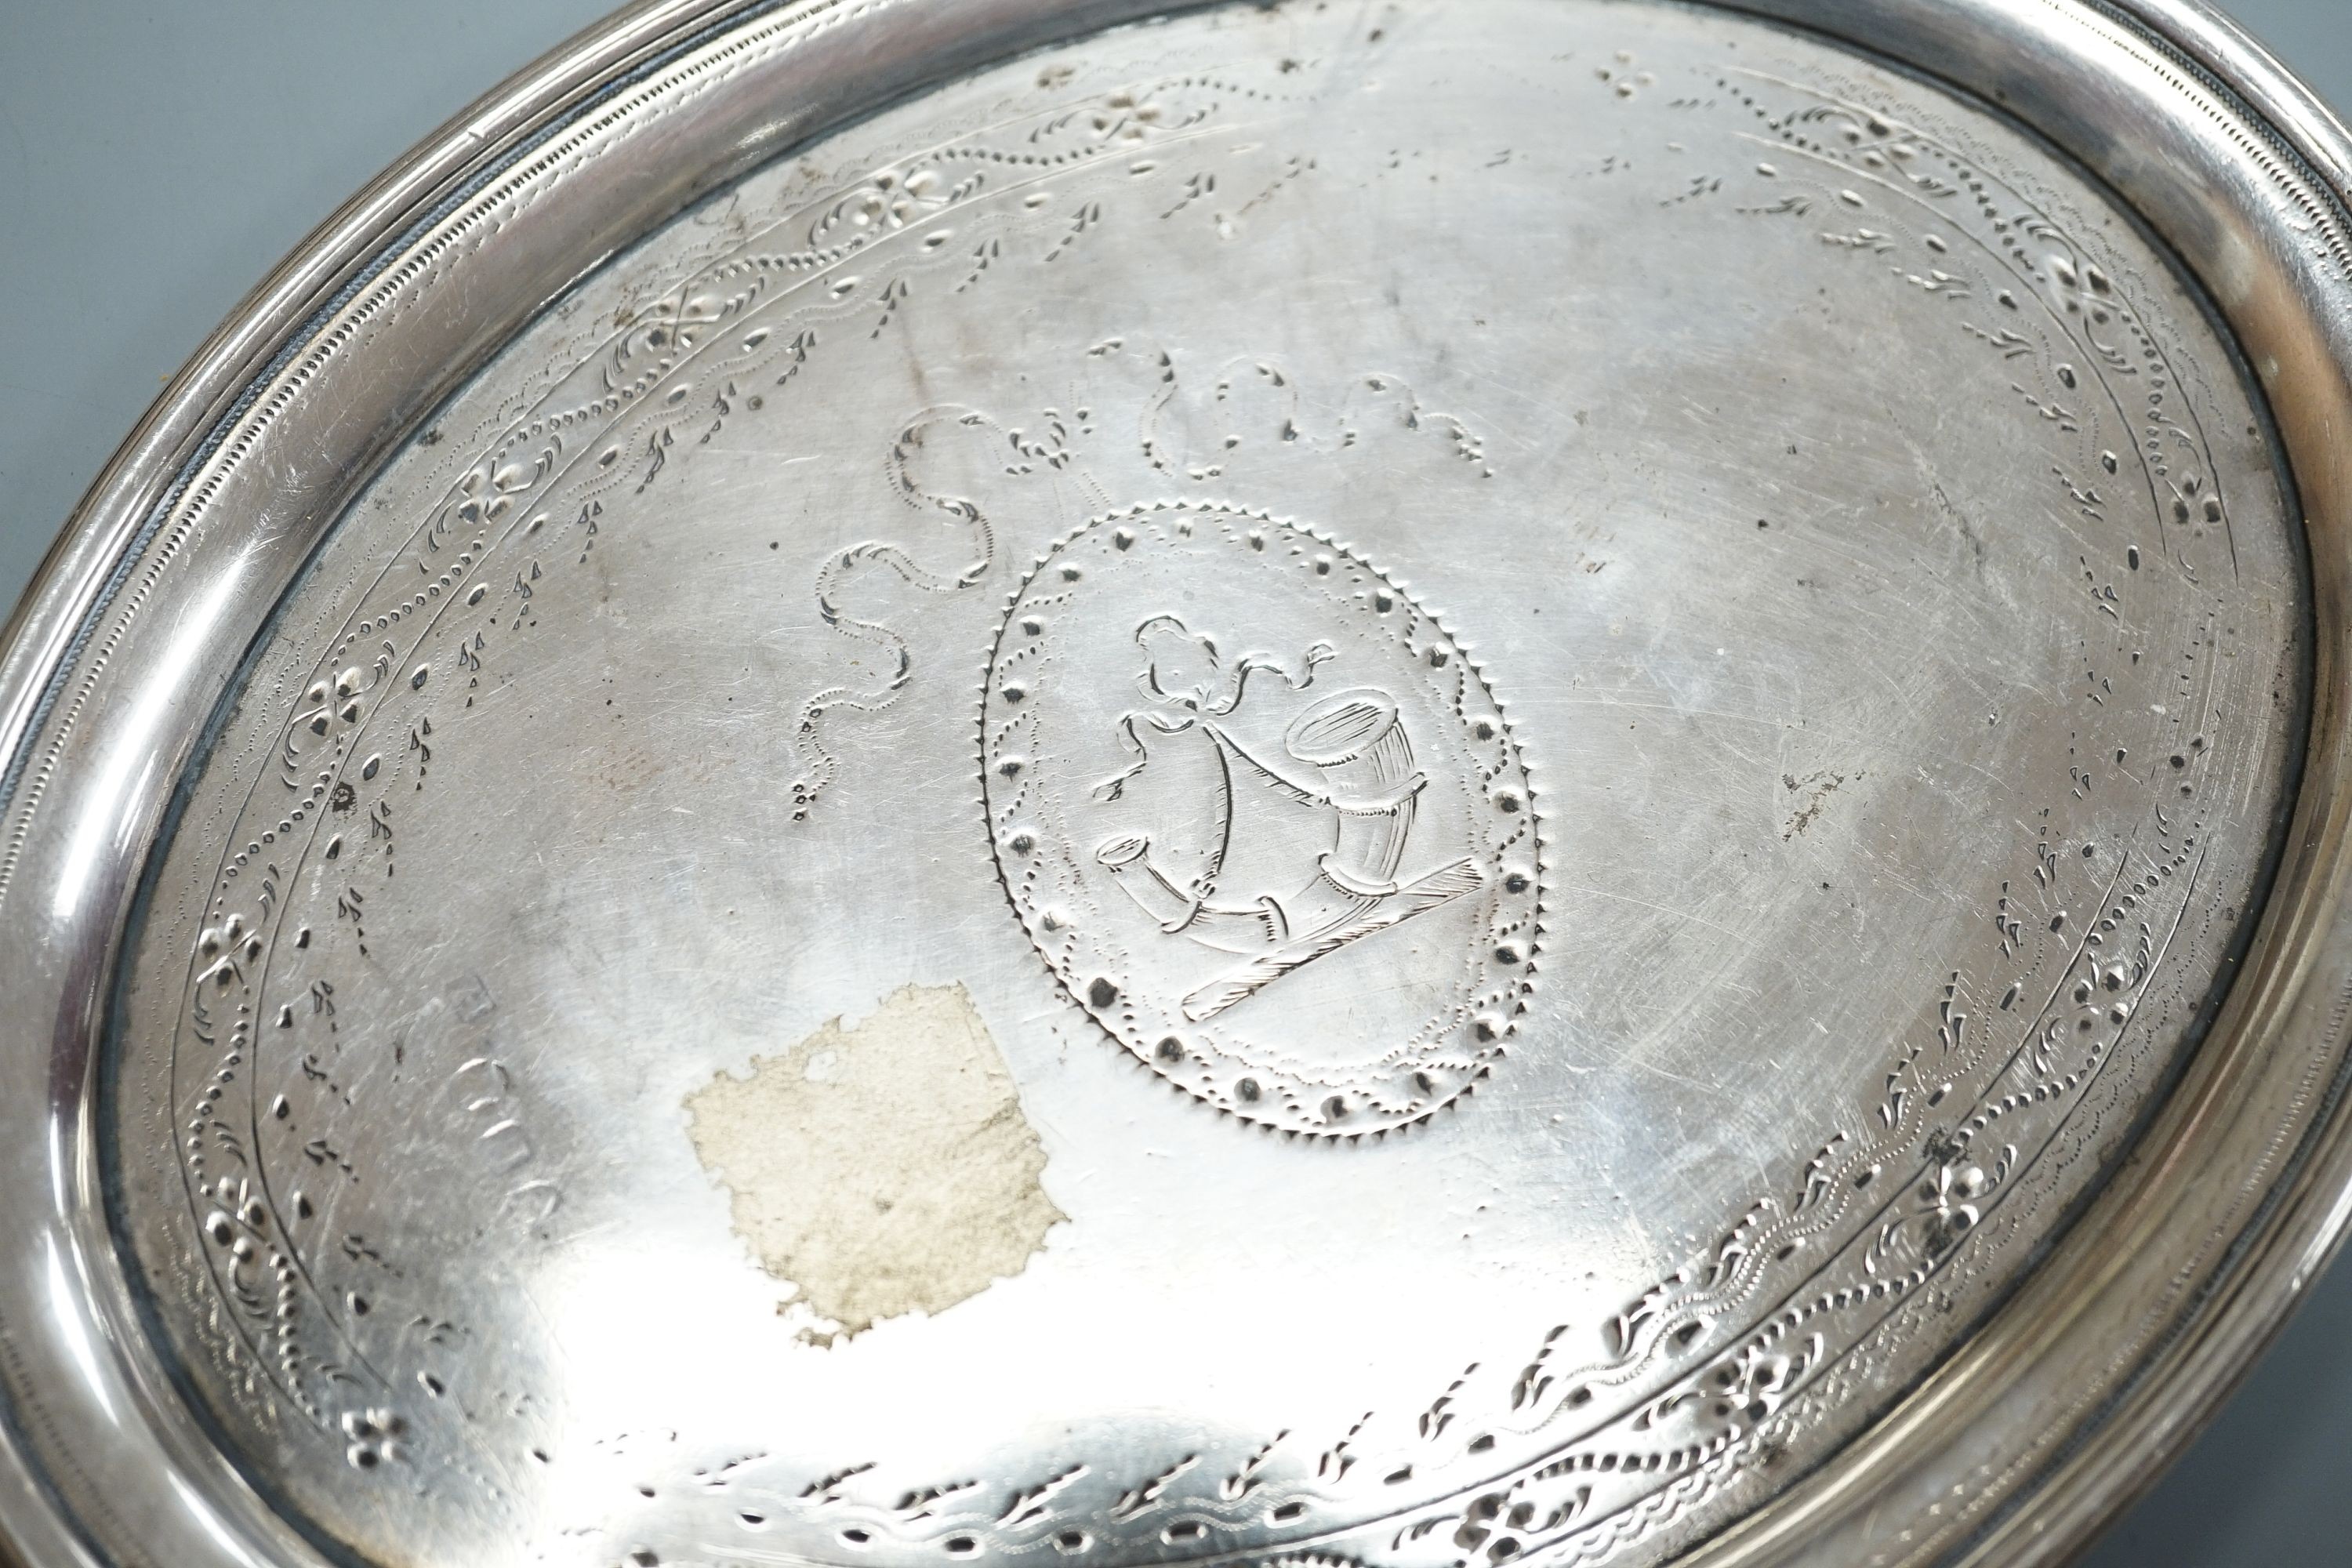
[982,500,1541,1135]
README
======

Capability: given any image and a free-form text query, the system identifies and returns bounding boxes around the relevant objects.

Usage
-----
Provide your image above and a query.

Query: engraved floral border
[129,22,2279,1568]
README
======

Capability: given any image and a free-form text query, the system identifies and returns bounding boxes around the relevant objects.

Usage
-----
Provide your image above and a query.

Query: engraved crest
[983,501,1541,1135]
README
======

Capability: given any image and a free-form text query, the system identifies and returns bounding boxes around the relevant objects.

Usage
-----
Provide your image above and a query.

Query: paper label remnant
[684,982,1065,1340]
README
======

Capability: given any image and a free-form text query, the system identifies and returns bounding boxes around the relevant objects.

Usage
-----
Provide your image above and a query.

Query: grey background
[0,1,2343,1562]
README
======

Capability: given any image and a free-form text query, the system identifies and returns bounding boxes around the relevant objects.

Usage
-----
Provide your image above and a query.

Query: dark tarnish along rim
[3,2,2352,1565]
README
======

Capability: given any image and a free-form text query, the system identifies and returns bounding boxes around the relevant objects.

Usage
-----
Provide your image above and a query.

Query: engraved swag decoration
[111,6,2302,1566]
[792,339,1534,1138]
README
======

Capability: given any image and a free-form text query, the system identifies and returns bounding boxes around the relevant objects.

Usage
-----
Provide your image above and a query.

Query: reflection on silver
[6,3,2352,1568]
[107,4,2307,1559]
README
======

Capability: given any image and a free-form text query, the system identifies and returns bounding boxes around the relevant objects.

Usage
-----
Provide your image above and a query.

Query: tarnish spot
[1781,768,1856,841]
[684,982,1064,1341]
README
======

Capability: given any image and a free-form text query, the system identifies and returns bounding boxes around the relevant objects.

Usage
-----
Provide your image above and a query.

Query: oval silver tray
[7,2,2352,1565]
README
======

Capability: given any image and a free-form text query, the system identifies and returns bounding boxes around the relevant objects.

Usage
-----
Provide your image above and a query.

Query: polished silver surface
[8,2,2352,1566]
[110,2,2301,1556]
